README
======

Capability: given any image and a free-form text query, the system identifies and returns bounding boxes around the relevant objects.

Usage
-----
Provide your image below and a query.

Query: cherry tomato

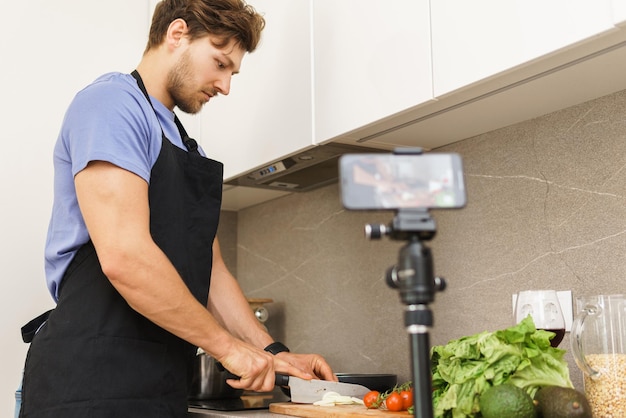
[400,388,413,410]
[363,390,380,409]
[385,391,404,412]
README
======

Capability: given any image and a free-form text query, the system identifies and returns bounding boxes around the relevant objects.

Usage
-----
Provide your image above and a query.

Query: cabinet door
[312,0,433,144]
[432,0,615,96]
[613,0,626,27]
[199,0,313,180]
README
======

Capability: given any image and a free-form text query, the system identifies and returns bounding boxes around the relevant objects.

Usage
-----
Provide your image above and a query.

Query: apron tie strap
[21,309,53,343]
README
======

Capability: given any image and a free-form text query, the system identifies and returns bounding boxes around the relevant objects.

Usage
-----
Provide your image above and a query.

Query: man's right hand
[213,341,317,392]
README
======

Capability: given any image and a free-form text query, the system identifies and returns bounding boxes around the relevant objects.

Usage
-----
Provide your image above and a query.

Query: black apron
[20,71,223,418]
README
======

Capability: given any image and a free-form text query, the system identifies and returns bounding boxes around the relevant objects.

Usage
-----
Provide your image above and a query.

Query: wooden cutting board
[269,402,409,417]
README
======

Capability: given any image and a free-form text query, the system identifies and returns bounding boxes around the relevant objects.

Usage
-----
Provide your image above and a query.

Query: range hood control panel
[227,143,384,192]
[246,158,296,181]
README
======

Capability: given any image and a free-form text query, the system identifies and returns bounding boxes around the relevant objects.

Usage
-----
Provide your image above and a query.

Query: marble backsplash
[217,88,626,391]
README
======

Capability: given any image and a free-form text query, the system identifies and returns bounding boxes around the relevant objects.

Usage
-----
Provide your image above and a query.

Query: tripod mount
[366,208,446,418]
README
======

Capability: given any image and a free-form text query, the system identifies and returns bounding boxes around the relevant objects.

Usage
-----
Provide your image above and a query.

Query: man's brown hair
[146,0,265,53]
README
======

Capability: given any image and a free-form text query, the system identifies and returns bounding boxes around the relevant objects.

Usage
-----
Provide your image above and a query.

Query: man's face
[167,36,245,114]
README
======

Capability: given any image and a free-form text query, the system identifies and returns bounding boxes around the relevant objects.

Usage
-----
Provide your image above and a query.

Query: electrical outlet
[512,290,573,332]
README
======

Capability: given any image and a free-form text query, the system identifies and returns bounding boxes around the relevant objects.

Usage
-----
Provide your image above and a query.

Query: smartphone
[339,152,466,210]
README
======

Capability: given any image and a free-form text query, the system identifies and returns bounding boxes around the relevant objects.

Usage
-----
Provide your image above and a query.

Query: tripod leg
[408,315,434,418]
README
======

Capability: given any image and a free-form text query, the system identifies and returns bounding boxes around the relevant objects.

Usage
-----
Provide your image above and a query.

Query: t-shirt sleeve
[60,80,158,183]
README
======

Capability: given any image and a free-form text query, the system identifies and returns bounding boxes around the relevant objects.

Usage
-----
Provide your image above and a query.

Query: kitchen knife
[219,364,370,404]
[274,374,371,404]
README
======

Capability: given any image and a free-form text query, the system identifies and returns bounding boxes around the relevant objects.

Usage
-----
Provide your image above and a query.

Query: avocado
[479,384,536,418]
[534,386,592,418]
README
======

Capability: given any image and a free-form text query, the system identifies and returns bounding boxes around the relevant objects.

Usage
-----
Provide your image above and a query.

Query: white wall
[0,1,152,415]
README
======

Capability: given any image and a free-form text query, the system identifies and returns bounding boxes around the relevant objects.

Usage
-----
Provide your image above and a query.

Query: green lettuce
[430,316,572,418]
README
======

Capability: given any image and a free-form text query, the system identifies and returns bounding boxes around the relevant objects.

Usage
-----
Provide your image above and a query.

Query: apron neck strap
[131,70,199,154]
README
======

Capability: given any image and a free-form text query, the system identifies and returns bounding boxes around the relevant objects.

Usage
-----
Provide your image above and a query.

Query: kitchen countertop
[187,387,290,417]
[188,408,281,417]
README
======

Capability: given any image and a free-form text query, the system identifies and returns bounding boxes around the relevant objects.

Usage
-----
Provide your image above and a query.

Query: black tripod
[366,209,446,418]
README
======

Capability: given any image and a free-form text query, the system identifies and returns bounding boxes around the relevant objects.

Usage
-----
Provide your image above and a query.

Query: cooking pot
[188,353,243,400]
[336,373,397,392]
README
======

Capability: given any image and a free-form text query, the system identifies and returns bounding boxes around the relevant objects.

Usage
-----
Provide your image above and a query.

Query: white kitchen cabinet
[199,0,313,181]
[312,0,433,144]
[203,0,626,211]
[431,0,616,97]
[613,0,626,27]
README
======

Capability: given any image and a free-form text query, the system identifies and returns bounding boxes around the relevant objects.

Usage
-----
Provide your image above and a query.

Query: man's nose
[215,75,232,96]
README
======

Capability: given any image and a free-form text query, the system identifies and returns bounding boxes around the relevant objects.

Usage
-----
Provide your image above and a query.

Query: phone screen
[339,153,466,210]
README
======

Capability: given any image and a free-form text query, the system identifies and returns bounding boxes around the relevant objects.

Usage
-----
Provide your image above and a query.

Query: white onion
[313,391,365,406]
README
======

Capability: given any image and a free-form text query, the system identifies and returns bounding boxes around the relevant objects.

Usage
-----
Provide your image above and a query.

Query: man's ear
[166,18,188,49]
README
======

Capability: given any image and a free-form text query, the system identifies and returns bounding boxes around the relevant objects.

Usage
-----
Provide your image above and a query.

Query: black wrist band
[264,342,290,355]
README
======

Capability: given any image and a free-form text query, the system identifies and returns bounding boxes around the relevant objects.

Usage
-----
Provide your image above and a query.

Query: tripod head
[366,209,446,306]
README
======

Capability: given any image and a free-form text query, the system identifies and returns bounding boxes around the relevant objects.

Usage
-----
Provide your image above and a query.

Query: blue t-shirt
[44,72,205,301]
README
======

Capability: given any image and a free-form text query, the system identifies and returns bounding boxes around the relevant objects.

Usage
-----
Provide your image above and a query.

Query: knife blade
[275,374,371,404]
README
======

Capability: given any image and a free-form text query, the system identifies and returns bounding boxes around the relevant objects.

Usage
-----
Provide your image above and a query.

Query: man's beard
[167,51,204,115]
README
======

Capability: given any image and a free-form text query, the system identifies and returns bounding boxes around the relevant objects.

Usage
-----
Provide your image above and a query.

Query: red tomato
[385,391,404,412]
[363,390,380,409]
[400,389,413,410]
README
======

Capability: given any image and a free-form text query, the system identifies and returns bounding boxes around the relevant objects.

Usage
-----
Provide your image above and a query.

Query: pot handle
[216,363,240,381]
[570,303,600,378]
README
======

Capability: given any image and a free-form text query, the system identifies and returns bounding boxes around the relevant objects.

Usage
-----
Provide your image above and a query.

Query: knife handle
[274,373,289,386]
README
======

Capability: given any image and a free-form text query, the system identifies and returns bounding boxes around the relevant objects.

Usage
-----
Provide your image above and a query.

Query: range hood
[225,143,385,192]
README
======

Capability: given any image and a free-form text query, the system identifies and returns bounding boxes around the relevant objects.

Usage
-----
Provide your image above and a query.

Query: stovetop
[188,387,290,411]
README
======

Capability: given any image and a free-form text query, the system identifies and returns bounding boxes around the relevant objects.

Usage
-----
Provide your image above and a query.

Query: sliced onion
[313,391,365,406]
